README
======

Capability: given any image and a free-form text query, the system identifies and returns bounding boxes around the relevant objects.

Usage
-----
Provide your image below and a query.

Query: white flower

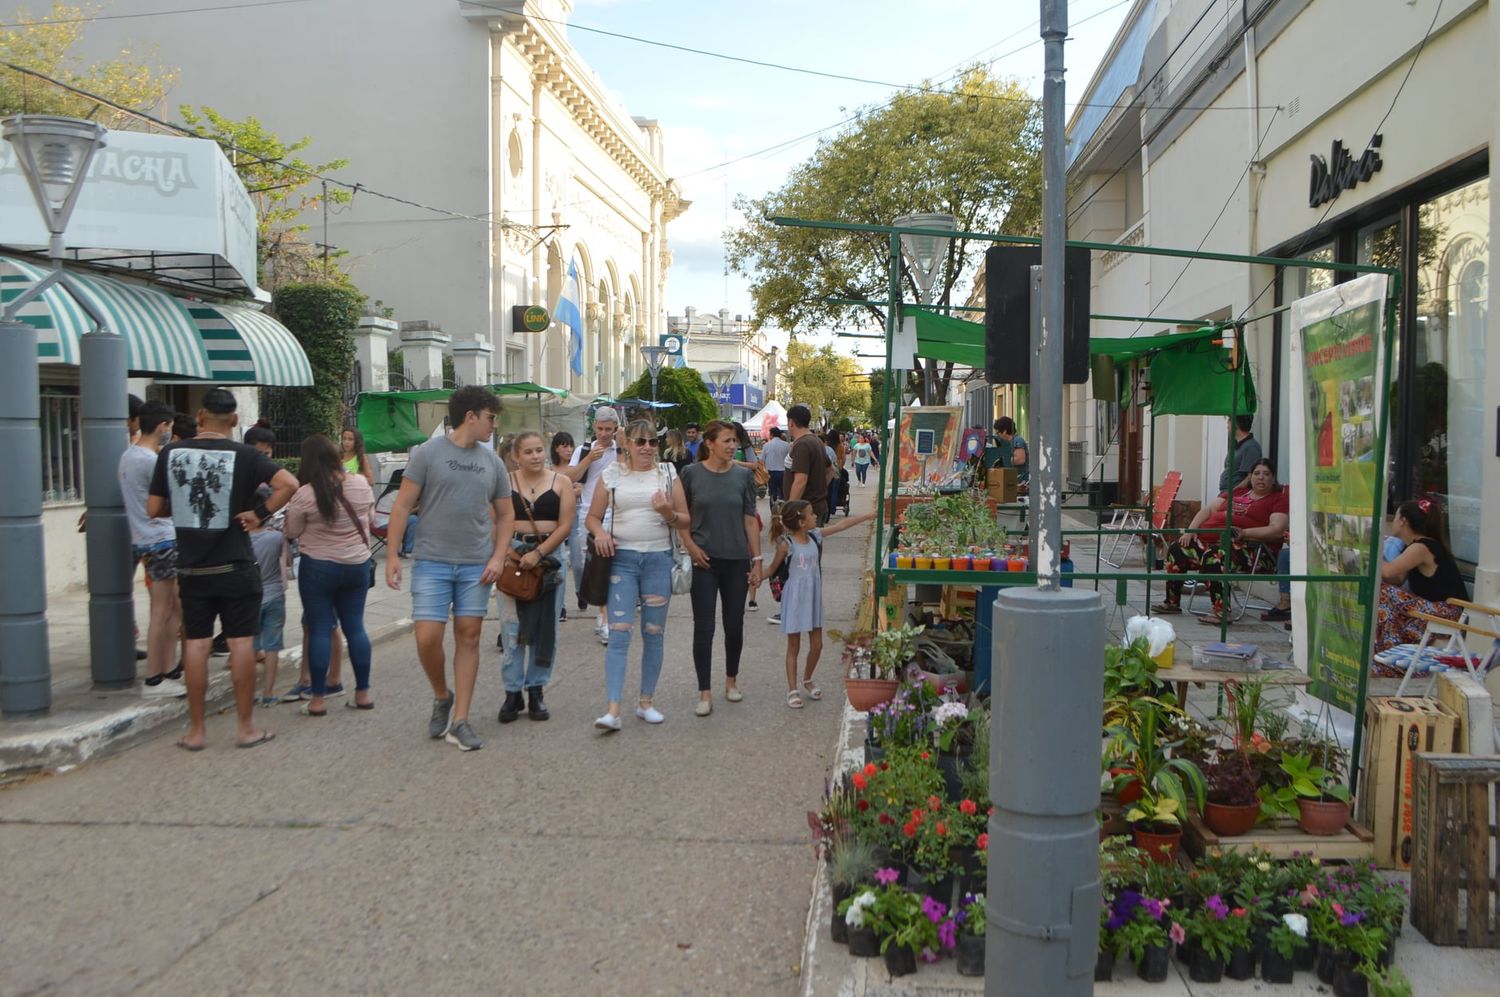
[932,701,970,726]
[1282,912,1308,937]
[845,890,876,928]
[1257,861,1272,872]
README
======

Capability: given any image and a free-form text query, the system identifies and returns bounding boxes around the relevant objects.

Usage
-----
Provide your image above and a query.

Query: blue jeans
[411,559,491,621]
[1277,546,1291,595]
[854,462,869,484]
[603,548,672,704]
[503,540,558,692]
[570,515,592,603]
[298,555,373,694]
[553,535,573,620]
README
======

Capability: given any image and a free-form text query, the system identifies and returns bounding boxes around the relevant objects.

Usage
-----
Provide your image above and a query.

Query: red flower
[959,799,977,816]
[1232,908,1247,918]
[878,813,895,825]
[852,773,868,791]
[920,752,930,761]
[927,795,942,812]
[856,799,870,812]
[977,832,989,850]
[912,809,927,825]
[903,822,918,838]
[987,806,995,816]
[880,762,890,771]
[935,822,948,836]
[863,762,877,776]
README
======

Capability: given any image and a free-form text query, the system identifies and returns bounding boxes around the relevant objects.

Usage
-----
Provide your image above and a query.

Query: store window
[40,384,82,504]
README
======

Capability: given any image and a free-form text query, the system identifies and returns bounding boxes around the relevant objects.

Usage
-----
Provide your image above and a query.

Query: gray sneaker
[445,719,483,751]
[428,695,454,739]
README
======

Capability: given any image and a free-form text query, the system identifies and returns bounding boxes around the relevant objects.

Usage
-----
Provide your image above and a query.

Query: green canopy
[356,382,568,452]
[1088,325,1221,361]
[907,306,986,367]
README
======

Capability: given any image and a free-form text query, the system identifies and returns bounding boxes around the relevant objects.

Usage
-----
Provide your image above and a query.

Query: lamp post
[895,212,957,405]
[639,344,669,417]
[0,114,123,712]
[709,369,733,422]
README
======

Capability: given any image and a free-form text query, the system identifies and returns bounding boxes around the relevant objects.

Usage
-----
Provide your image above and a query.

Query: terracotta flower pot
[1111,769,1143,805]
[1203,801,1260,837]
[1131,822,1182,864]
[845,678,899,712]
[1296,798,1351,836]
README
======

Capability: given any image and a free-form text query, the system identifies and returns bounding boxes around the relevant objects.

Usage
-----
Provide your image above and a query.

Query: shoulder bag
[335,486,377,589]
[579,482,615,607]
[496,473,547,602]
[662,464,693,595]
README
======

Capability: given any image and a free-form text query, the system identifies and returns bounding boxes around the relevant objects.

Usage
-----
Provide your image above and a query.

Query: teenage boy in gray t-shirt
[385,386,515,752]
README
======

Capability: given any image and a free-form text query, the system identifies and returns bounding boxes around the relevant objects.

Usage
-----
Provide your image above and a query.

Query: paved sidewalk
[0,569,415,778]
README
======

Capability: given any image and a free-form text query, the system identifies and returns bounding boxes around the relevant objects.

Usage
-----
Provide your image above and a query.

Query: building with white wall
[57,0,688,397]
[666,306,773,425]
[1067,0,1496,597]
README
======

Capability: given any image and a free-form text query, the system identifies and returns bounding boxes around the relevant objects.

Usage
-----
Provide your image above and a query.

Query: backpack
[769,532,822,602]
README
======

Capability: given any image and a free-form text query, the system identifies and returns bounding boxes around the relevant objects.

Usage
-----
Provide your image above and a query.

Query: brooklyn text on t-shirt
[445,457,488,474]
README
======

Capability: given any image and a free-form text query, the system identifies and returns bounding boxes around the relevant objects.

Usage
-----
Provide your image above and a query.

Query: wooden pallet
[1183,810,1375,861]
[1411,754,1500,948]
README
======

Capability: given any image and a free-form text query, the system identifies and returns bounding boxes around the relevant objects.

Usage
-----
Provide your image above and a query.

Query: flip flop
[175,737,205,752]
[300,704,327,717]
[236,730,276,749]
[344,699,375,711]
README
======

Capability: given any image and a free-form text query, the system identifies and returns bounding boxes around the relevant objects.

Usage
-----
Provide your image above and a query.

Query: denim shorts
[256,594,286,653]
[411,559,492,621]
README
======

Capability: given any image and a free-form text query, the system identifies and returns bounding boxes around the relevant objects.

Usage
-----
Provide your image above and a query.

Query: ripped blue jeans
[603,547,673,704]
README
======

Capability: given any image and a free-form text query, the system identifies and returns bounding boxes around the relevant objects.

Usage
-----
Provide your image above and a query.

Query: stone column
[399,321,450,389]
[451,338,494,388]
[354,316,397,392]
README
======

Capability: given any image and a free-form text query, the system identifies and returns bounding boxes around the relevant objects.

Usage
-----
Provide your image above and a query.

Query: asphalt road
[0,497,873,996]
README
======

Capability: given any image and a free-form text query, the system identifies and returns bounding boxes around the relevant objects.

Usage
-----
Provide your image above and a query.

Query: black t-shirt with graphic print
[149,437,282,570]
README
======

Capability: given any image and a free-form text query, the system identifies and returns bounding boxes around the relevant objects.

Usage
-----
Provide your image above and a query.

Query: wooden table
[1157,649,1311,707]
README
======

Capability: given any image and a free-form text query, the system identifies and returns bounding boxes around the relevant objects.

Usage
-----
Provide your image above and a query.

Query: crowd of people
[122,387,877,752]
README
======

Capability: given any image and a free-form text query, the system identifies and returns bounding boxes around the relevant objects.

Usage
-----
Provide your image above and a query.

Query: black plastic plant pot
[1315,943,1341,984]
[1137,943,1170,983]
[829,890,850,945]
[1294,939,1316,971]
[1226,944,1255,980]
[1260,947,1296,984]
[957,933,985,977]
[847,925,880,958]
[883,943,917,977]
[1332,958,1369,997]
[1175,937,1198,964]
[1094,947,1114,982]
[1188,947,1224,983]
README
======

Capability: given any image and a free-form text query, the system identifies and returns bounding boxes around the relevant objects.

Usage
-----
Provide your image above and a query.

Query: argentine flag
[556,257,584,376]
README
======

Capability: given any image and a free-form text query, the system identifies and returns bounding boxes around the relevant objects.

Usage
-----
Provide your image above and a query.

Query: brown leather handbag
[497,477,547,602]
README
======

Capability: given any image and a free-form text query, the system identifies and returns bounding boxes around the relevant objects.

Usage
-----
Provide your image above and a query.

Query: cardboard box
[1359,697,1459,869]
[1436,671,1496,755]
[986,467,1018,503]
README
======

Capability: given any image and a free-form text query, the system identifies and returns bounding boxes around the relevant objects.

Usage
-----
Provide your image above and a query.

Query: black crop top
[511,474,562,523]
[1406,538,1467,603]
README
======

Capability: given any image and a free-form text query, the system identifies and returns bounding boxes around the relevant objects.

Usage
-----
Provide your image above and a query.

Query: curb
[0,616,413,780]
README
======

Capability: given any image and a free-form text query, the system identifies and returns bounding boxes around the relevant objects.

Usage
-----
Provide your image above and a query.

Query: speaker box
[983,245,1091,384]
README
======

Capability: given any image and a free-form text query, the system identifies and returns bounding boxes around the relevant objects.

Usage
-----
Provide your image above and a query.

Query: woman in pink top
[285,434,376,714]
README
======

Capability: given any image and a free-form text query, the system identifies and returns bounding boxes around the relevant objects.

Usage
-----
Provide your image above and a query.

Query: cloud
[667,238,729,274]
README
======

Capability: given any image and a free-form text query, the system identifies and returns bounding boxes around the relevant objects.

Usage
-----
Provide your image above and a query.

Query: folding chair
[368,468,405,556]
[1396,597,1500,696]
[1186,539,1274,622]
[1101,471,1181,568]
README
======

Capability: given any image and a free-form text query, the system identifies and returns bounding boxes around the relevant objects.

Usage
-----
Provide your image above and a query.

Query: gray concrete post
[0,320,52,715]
[987,586,1104,995]
[80,330,134,688]
[1034,0,1068,589]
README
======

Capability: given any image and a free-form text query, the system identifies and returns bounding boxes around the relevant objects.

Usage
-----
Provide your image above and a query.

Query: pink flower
[875,867,901,886]
[1169,922,1186,945]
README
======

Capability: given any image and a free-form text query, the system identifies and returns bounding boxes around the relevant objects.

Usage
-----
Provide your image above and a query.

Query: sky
[563,0,1134,356]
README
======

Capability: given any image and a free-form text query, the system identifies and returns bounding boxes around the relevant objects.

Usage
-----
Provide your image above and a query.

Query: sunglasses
[630,436,660,447]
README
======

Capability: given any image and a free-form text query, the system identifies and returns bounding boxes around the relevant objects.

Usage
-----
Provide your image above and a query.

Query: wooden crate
[1182,810,1374,862]
[1437,672,1496,755]
[941,585,977,620]
[1357,697,1459,869]
[1411,754,1500,948]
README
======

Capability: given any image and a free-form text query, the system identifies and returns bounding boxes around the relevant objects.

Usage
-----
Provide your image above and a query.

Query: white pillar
[451,338,494,388]
[399,321,450,389]
[354,316,396,392]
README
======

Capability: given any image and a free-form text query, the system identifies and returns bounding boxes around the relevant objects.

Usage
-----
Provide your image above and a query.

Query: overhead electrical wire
[0,0,319,29]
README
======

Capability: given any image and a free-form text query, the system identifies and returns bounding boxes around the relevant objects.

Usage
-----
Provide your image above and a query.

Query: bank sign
[0,130,258,291]
[701,378,764,410]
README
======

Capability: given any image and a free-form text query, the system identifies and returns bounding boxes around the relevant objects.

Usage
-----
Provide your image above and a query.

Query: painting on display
[896,407,962,486]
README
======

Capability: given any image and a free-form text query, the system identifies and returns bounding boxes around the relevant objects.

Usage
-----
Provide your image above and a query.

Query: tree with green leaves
[0,3,176,124]
[783,340,870,427]
[179,105,352,290]
[621,365,717,430]
[270,282,365,440]
[726,67,1041,402]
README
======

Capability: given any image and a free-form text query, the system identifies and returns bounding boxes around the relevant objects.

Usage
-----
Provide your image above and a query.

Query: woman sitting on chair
[1372,498,1467,663]
[1152,459,1288,624]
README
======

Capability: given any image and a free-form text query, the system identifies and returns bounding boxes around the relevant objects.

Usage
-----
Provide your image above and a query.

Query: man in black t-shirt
[149,388,297,751]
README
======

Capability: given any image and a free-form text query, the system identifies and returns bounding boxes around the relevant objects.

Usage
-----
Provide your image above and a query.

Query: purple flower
[1339,909,1365,927]
[922,896,949,924]
[955,909,968,927]
[938,919,958,949]
[919,947,940,964]
[1142,898,1166,921]
[875,867,901,886]
[1206,894,1230,920]
[1105,909,1130,932]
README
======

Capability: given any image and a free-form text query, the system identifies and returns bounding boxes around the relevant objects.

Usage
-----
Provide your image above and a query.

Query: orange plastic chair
[1102,471,1181,568]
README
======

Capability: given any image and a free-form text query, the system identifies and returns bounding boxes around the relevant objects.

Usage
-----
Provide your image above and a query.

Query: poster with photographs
[1286,273,1391,715]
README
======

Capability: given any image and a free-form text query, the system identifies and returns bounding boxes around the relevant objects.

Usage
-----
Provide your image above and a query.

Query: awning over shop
[1,255,211,380]
[356,382,570,453]
[184,303,313,386]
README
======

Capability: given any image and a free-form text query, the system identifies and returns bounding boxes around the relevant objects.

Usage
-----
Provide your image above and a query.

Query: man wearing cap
[148,388,298,751]
[562,406,620,644]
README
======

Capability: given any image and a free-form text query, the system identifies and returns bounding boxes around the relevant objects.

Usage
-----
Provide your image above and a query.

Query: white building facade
[666,307,774,426]
[1067,0,1497,595]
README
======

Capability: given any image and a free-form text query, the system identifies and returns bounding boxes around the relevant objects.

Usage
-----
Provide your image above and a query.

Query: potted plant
[1176,894,1252,983]
[904,795,958,906]
[826,835,877,945]
[1260,751,1351,834]
[847,625,923,711]
[866,681,938,757]
[1359,963,1414,997]
[1203,750,1261,836]
[837,884,881,957]
[1262,911,1309,984]
[860,883,941,977]
[930,699,974,799]
[955,892,985,976]
[1109,698,1206,862]
[1109,890,1173,982]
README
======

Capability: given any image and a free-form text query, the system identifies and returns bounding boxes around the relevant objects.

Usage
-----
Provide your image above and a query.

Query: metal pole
[79,326,134,688]
[0,320,52,714]
[988,3,1104,994]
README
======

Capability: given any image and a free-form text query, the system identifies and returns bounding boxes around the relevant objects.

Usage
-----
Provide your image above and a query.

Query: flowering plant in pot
[825,835,878,945]
[866,682,938,751]
[1262,911,1310,984]
[904,796,959,903]
[837,886,881,957]
[853,881,945,976]
[955,892,985,976]
[1108,890,1173,982]
[847,625,923,710]
[1175,894,1252,983]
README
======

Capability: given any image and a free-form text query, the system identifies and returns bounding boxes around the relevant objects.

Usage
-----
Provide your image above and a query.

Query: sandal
[786,689,804,709]
[801,680,822,701]
[1151,602,1182,615]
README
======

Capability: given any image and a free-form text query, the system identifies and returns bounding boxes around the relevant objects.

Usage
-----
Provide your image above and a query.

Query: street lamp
[0,114,123,713]
[895,212,957,405]
[639,344,669,417]
[709,368,733,422]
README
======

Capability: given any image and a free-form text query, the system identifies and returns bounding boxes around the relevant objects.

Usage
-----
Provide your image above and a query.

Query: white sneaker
[593,712,622,732]
[595,619,610,645]
[635,705,665,724]
[142,677,186,699]
[767,613,782,625]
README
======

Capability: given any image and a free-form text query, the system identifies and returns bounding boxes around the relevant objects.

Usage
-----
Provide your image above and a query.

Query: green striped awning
[1,256,212,379]
[186,303,313,386]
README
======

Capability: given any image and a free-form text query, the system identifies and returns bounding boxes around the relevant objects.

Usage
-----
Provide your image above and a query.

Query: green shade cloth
[1149,338,1256,416]
[356,382,568,452]
[907,306,985,367]
[1088,325,1221,360]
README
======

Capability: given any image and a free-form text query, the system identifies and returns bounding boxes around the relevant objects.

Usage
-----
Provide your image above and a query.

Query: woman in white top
[585,419,691,732]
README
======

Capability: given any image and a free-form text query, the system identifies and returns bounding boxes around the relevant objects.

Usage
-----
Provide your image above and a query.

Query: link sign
[511,305,551,333]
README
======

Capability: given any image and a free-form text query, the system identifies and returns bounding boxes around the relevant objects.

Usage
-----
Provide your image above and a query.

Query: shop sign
[1308,134,1383,209]
[511,304,550,332]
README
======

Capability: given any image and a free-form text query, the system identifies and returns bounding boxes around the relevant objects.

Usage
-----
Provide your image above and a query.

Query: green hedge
[272,282,365,441]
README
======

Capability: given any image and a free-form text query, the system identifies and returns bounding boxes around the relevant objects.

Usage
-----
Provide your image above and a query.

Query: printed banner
[1287,273,1390,714]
